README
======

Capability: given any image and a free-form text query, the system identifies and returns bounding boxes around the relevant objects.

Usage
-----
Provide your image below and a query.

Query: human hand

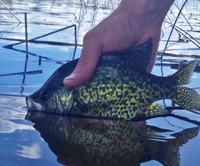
[63,0,174,88]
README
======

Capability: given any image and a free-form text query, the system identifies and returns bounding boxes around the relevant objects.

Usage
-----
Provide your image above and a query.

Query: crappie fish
[25,112,198,166]
[26,38,200,120]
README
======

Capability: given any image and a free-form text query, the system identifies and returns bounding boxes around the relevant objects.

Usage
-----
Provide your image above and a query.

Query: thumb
[63,44,102,88]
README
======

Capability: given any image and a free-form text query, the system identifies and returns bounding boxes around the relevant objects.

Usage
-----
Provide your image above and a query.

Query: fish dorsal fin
[94,38,153,78]
[130,38,153,71]
[42,38,153,88]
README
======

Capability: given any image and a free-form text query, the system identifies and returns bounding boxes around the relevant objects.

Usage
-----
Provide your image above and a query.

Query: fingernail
[64,73,77,80]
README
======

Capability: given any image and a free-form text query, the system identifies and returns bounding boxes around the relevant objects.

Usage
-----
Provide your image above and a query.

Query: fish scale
[72,72,177,120]
[26,38,200,120]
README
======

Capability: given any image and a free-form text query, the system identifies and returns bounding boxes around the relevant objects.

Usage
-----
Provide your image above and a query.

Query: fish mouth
[26,96,44,111]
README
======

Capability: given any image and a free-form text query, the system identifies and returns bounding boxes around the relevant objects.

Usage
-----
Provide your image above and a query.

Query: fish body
[26,38,200,120]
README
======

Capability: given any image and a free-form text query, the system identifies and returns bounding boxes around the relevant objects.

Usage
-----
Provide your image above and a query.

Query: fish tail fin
[172,87,200,112]
[173,59,197,85]
[171,59,200,112]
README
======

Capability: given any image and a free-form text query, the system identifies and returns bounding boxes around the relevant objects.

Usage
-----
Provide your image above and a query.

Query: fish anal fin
[143,103,171,119]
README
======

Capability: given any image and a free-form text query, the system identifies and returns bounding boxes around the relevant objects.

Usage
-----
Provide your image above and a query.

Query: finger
[63,43,102,88]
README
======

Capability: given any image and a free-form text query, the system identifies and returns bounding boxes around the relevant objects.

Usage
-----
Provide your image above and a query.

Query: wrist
[116,0,174,26]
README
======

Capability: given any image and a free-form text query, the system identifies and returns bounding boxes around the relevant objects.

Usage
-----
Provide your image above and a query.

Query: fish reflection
[26,112,198,166]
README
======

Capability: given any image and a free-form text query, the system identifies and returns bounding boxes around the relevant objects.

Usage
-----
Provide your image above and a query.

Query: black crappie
[26,38,200,120]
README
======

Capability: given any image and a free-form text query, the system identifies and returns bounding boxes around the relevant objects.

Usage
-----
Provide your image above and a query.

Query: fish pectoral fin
[143,103,171,119]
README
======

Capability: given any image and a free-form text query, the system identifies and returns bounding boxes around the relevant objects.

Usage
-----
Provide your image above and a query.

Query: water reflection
[16,143,41,159]
[0,119,33,133]
[0,97,34,133]
[26,111,198,166]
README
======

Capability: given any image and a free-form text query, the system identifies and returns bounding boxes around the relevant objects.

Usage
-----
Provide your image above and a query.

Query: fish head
[26,60,79,114]
[26,81,74,114]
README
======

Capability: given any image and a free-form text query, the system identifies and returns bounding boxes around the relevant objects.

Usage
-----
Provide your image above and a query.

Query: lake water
[0,0,200,165]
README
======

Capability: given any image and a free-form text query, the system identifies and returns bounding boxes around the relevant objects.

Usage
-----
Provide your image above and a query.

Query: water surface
[0,0,200,165]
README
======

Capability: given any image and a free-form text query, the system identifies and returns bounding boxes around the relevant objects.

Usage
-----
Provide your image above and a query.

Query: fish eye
[40,90,49,101]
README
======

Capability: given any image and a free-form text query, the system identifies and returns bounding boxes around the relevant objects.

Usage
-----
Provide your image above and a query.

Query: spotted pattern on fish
[71,70,178,120]
[26,38,200,120]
